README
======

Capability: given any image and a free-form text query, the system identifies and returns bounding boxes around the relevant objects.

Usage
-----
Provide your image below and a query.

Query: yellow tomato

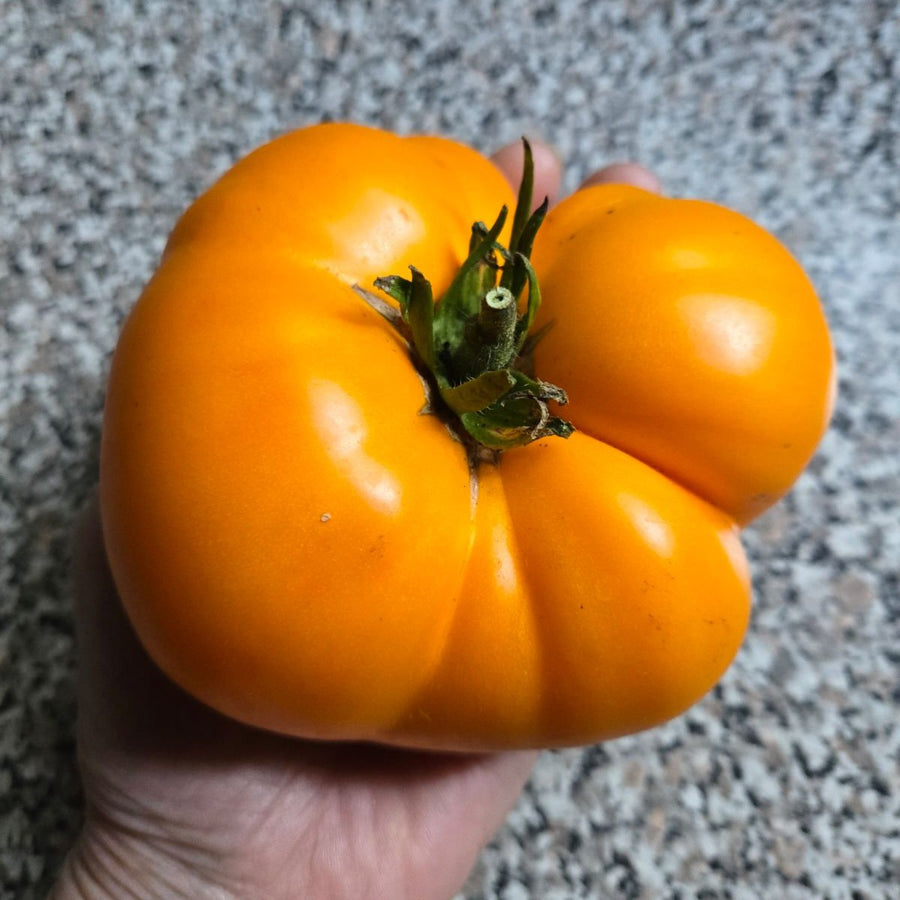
[100,123,834,750]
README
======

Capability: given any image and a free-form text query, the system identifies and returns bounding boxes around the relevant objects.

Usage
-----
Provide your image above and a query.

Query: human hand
[50,142,659,900]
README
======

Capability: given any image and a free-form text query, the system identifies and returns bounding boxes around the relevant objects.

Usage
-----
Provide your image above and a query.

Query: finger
[490,138,562,209]
[580,162,662,193]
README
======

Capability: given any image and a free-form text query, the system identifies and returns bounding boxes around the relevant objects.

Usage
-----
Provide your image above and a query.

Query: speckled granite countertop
[2,1,898,898]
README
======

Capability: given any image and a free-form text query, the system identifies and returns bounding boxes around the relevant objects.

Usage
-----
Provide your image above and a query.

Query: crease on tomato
[385,461,546,749]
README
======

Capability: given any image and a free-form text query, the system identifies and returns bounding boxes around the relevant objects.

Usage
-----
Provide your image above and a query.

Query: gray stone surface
[2,0,898,897]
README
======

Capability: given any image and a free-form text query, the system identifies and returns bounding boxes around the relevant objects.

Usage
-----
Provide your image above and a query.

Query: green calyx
[366,140,573,452]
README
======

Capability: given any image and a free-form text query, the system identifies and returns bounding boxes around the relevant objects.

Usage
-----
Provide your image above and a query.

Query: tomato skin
[531,184,836,524]
[390,434,751,749]
[100,124,833,750]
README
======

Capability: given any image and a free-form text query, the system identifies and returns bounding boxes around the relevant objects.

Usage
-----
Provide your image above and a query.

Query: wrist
[48,822,240,900]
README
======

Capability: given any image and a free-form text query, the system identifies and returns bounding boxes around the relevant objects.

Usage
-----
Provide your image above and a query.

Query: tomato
[100,123,835,750]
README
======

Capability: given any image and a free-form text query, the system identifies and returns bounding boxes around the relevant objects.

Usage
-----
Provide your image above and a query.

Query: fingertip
[580,162,662,194]
[490,138,562,209]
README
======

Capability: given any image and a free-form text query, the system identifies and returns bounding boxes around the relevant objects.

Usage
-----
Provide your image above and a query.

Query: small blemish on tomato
[320,513,331,523]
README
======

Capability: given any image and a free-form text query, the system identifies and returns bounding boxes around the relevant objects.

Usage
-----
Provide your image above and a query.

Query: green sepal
[373,273,412,311]
[509,138,535,253]
[460,388,574,450]
[457,367,573,449]
[404,268,436,370]
[439,370,516,415]
[507,369,569,405]
[511,253,541,353]
[515,196,549,260]
[375,268,436,370]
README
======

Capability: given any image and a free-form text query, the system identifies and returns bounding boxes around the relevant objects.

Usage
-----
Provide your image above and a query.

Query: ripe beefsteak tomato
[100,124,835,750]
